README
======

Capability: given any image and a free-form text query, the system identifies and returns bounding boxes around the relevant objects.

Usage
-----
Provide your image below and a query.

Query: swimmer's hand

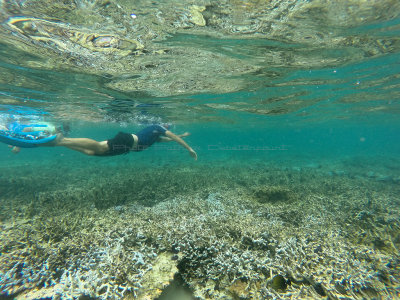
[189,148,197,160]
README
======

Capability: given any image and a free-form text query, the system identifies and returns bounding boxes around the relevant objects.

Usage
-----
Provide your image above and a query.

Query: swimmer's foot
[8,145,20,154]
[54,133,65,145]
[45,133,64,146]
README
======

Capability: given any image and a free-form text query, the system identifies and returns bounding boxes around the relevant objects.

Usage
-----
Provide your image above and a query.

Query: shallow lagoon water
[1,0,400,299]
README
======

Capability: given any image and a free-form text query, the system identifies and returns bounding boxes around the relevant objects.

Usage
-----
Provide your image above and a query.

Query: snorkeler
[1,123,197,160]
[55,124,197,159]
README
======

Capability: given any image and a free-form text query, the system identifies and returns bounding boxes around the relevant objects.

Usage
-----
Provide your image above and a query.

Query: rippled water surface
[0,0,399,126]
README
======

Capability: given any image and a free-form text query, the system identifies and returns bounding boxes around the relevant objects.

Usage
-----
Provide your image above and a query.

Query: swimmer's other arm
[165,130,197,160]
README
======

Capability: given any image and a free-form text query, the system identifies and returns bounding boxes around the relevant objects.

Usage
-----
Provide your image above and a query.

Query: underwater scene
[0,0,400,299]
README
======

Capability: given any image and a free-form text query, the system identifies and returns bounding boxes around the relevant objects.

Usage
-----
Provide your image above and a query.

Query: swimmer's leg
[42,134,109,155]
[59,138,109,155]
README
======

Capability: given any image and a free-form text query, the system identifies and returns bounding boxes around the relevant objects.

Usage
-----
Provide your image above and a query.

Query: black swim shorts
[106,131,134,156]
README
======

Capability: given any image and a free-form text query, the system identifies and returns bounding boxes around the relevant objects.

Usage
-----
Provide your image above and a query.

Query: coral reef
[0,157,399,299]
[252,185,296,204]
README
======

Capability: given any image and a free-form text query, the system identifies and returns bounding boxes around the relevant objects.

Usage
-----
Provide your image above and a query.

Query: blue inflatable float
[0,122,57,148]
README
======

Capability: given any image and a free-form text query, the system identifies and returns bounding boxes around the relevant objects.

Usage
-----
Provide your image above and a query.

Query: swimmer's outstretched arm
[158,132,190,142]
[165,130,197,160]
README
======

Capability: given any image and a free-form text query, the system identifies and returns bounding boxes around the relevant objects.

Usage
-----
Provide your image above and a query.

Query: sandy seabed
[0,156,399,299]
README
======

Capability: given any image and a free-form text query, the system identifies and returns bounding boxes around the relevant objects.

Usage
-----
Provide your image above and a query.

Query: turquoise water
[1,45,399,163]
[1,1,400,299]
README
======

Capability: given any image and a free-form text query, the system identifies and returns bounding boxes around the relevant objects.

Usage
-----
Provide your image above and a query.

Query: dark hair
[62,122,71,135]
[56,122,71,136]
